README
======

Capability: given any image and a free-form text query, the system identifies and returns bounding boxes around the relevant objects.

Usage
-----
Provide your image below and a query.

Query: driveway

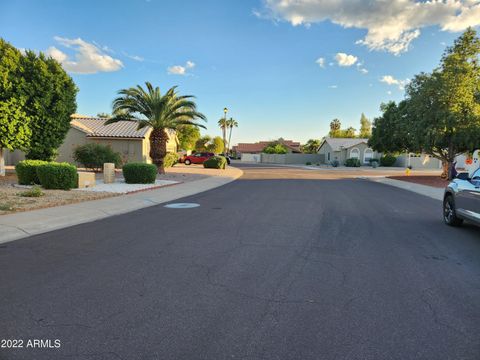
[0,164,479,360]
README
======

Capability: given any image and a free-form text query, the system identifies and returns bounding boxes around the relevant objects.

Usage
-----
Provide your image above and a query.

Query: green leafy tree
[370,28,480,179]
[226,117,238,154]
[21,50,77,160]
[0,99,32,175]
[407,28,480,178]
[0,39,31,176]
[343,127,356,138]
[107,82,206,174]
[369,101,412,154]
[263,143,288,154]
[302,139,321,153]
[359,113,372,138]
[97,112,111,118]
[195,135,211,152]
[207,136,224,154]
[177,124,201,151]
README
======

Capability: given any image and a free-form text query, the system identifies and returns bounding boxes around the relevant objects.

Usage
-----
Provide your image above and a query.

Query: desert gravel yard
[0,164,237,215]
[0,173,115,215]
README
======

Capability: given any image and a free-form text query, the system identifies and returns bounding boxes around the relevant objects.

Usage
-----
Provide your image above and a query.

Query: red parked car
[182,152,214,165]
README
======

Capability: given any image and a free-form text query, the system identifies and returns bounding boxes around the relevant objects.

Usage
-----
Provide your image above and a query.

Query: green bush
[19,185,44,197]
[37,162,78,190]
[380,154,397,167]
[203,156,227,169]
[306,162,312,165]
[123,163,157,184]
[164,152,179,168]
[73,143,122,172]
[345,158,361,167]
[15,160,49,185]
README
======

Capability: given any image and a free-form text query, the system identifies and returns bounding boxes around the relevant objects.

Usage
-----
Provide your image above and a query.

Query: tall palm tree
[218,117,228,155]
[106,82,206,174]
[226,117,238,154]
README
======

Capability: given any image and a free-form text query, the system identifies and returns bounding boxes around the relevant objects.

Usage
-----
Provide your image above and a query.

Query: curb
[0,167,243,244]
[364,176,444,201]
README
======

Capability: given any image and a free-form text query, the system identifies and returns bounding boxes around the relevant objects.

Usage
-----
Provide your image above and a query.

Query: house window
[327,152,330,161]
[364,148,373,163]
[350,148,360,159]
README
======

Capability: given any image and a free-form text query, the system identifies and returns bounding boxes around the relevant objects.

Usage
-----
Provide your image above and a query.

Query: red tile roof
[234,140,301,153]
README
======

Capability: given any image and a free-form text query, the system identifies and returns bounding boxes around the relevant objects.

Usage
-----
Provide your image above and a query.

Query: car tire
[185,159,191,165]
[443,195,463,226]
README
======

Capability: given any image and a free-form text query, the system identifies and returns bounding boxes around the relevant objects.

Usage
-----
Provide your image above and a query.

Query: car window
[473,168,480,180]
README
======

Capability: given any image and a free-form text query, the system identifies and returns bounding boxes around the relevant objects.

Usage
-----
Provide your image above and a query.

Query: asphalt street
[0,164,479,360]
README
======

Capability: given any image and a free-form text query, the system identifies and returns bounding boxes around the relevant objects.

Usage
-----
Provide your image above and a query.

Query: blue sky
[1,0,479,144]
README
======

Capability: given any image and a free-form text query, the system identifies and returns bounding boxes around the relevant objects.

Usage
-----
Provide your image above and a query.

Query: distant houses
[317,138,378,165]
[233,139,301,156]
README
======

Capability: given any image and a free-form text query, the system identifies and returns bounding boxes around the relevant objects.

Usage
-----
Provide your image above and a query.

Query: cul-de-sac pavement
[1,163,479,360]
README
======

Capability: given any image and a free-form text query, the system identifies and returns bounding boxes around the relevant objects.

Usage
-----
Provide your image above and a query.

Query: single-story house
[4,115,178,166]
[317,138,380,165]
[233,140,302,156]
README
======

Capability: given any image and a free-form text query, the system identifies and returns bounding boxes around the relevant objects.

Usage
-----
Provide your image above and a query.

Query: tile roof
[323,138,369,151]
[234,140,301,153]
[71,117,150,139]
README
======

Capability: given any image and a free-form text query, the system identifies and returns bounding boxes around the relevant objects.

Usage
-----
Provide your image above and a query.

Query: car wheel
[185,159,191,165]
[443,195,463,226]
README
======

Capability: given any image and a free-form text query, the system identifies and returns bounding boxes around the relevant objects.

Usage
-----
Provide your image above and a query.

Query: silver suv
[443,168,480,226]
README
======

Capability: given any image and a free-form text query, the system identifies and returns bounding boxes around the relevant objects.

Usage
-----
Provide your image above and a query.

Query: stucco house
[317,138,380,165]
[4,115,178,166]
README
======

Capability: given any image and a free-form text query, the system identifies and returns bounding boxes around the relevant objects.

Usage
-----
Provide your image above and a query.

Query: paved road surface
[1,164,479,360]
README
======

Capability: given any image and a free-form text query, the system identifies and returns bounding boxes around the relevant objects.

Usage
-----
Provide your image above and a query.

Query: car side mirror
[456,172,470,180]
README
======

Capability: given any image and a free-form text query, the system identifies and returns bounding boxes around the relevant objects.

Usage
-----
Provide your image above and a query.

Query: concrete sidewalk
[0,167,243,244]
[365,176,444,200]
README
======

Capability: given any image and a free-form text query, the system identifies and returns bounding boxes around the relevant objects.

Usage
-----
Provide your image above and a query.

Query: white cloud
[380,75,410,90]
[260,0,480,55]
[315,57,325,68]
[387,90,392,95]
[328,85,338,89]
[335,52,357,67]
[123,52,144,62]
[168,60,195,75]
[47,36,123,74]
[359,67,368,74]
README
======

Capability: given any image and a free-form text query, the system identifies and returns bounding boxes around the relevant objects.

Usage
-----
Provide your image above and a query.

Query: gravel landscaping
[0,164,237,215]
[388,175,449,188]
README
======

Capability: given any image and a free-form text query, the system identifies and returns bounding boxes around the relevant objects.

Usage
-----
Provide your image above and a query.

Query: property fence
[395,154,442,169]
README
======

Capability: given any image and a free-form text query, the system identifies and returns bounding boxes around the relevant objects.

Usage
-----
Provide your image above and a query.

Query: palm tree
[226,117,238,154]
[106,82,206,174]
[218,117,228,155]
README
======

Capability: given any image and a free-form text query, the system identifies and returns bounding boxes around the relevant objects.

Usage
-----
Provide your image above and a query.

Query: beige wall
[5,127,179,166]
[4,149,26,166]
[56,127,88,163]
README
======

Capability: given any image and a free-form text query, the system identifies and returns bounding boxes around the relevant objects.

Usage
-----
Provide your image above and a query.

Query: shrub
[345,158,361,167]
[203,156,227,169]
[123,163,157,184]
[306,162,312,165]
[19,185,44,197]
[15,160,49,185]
[369,158,379,164]
[37,162,78,190]
[380,154,397,167]
[73,143,122,172]
[164,152,179,168]
[330,160,339,167]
